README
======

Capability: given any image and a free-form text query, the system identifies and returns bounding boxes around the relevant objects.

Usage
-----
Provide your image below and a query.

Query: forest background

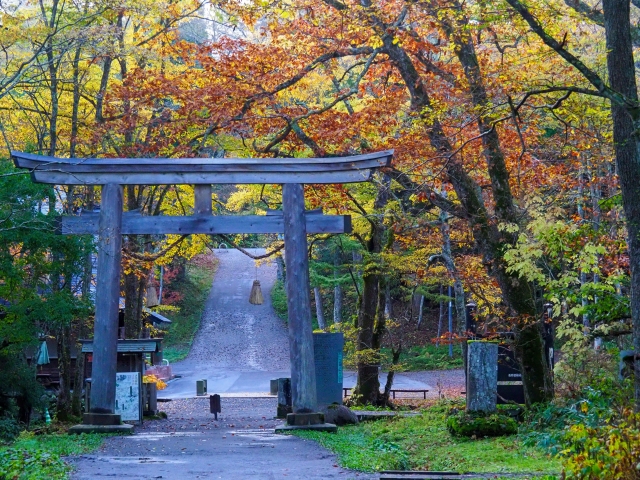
[0,0,639,472]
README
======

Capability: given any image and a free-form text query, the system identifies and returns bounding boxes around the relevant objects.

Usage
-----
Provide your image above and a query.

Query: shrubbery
[560,408,640,479]
[520,338,637,479]
[0,446,67,480]
[270,279,288,321]
[446,410,518,438]
[0,417,21,443]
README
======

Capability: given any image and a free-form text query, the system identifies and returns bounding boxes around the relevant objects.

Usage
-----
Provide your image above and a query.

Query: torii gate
[13,150,392,427]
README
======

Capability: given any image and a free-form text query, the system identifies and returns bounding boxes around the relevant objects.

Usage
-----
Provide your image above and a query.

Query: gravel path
[180,248,290,371]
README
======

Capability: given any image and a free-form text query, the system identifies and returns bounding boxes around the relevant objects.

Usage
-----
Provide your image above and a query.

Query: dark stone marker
[497,344,525,405]
[277,378,292,418]
[313,332,344,407]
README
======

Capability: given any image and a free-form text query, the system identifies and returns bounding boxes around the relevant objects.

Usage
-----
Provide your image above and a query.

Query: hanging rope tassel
[249,279,264,305]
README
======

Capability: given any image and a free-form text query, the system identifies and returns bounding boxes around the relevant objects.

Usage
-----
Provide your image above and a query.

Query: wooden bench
[343,387,429,399]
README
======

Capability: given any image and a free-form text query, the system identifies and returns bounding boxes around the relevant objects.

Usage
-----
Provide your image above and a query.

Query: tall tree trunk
[124,265,148,338]
[385,29,552,399]
[384,283,392,319]
[440,211,466,329]
[437,284,444,344]
[69,38,83,158]
[56,326,72,421]
[353,252,382,404]
[441,4,552,403]
[602,0,640,410]
[333,284,342,324]
[40,0,60,156]
[314,287,326,330]
[71,340,85,416]
[417,294,425,329]
[352,174,391,405]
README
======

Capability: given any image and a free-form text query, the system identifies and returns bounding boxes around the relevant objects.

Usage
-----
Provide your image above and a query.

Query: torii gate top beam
[11,150,393,185]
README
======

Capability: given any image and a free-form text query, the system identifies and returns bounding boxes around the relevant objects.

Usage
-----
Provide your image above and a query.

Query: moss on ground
[292,402,561,475]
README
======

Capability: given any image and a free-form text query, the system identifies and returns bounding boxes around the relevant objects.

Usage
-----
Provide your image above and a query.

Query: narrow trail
[163,249,291,398]
[181,248,290,371]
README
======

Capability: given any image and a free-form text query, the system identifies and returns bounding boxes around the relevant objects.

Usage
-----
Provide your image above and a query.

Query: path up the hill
[164,249,291,398]
[186,248,290,370]
[163,248,442,399]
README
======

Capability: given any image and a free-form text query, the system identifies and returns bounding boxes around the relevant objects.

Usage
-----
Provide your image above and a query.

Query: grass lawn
[0,431,106,480]
[293,403,561,476]
[162,255,217,363]
[382,344,464,371]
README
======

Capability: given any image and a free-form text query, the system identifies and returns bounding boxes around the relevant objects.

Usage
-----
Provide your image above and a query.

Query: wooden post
[89,183,123,415]
[194,184,212,215]
[283,183,318,413]
[466,341,498,413]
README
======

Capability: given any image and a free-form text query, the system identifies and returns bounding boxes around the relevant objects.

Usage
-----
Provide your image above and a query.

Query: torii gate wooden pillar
[13,150,393,424]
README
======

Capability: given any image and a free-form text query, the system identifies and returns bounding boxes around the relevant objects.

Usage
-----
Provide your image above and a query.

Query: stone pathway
[70,397,376,480]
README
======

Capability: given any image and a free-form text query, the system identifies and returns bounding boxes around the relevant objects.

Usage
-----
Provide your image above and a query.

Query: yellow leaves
[143,374,167,390]
[369,36,384,49]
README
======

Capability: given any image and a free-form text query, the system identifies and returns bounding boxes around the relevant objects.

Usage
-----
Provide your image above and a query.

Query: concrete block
[82,413,122,425]
[286,412,324,426]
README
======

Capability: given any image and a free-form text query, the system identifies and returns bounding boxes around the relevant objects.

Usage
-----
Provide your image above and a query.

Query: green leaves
[504,205,628,326]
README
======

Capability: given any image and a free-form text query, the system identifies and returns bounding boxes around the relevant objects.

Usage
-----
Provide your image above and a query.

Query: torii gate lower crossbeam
[12,150,393,427]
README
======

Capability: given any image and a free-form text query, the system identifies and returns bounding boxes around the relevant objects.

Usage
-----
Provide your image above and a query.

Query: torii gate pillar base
[275,413,337,433]
[68,412,133,435]
[82,412,122,425]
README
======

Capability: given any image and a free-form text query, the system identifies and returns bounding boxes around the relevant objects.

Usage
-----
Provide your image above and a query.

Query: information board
[115,372,141,422]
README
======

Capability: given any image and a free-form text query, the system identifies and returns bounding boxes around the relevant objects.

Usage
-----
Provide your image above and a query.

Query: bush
[446,410,518,438]
[271,279,288,321]
[0,417,21,443]
[0,431,105,479]
[553,320,619,399]
[560,408,640,479]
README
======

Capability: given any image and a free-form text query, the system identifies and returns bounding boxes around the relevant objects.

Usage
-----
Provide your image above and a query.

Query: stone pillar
[283,183,318,413]
[466,341,498,413]
[88,183,123,418]
[277,378,292,418]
